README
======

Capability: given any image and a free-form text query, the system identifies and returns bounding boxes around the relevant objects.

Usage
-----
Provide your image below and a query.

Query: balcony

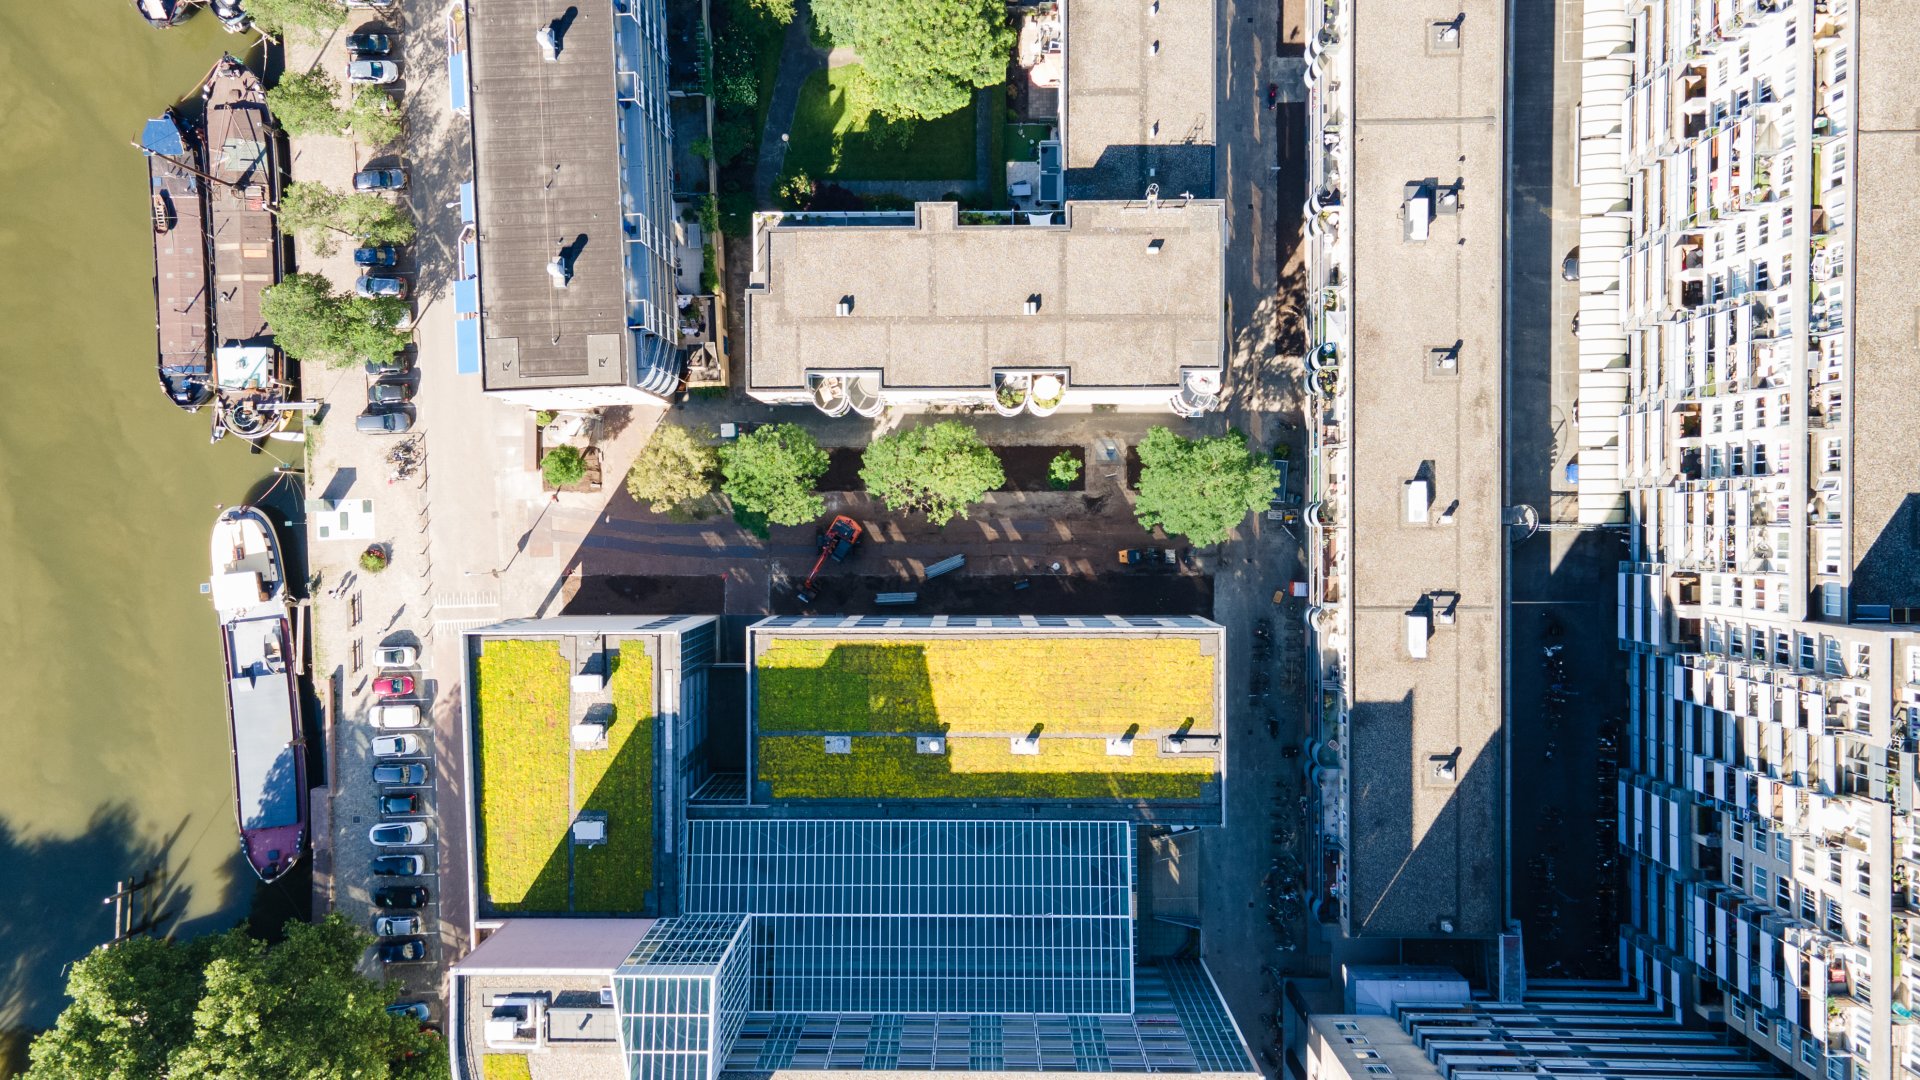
[1170,369,1222,417]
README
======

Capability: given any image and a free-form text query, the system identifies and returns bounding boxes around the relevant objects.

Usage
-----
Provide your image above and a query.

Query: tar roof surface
[1344,0,1504,939]
[746,201,1225,391]
[1844,4,1920,610]
[1061,0,1216,199]
[470,0,628,390]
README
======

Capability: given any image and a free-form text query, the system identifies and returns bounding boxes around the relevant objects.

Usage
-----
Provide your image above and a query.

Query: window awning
[455,318,481,376]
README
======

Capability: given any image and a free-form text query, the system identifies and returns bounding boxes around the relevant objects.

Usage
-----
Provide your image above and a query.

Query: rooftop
[470,635,658,917]
[1061,0,1216,200]
[747,618,1222,811]
[1844,7,1920,613]
[469,0,630,391]
[1344,0,1505,938]
[745,200,1226,393]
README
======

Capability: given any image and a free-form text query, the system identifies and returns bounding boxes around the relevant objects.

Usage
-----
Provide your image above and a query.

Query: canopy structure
[1572,0,1632,524]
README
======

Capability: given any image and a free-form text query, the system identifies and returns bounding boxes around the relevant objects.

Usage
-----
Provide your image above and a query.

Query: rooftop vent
[1147,238,1165,254]
[916,736,947,755]
[835,296,853,316]
[1024,295,1041,315]
[1148,40,1160,55]
[1149,0,1159,13]
[547,255,571,289]
[537,24,559,61]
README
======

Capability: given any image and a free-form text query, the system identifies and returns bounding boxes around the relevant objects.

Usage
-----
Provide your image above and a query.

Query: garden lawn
[573,645,655,912]
[476,639,573,912]
[755,637,1215,736]
[1006,123,1050,162]
[787,66,979,182]
[483,1055,533,1080]
[757,735,1216,801]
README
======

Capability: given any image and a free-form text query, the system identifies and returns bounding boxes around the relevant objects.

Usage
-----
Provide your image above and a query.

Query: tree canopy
[625,423,719,513]
[1131,427,1273,546]
[25,915,444,1080]
[346,87,403,147]
[718,423,829,527]
[244,0,347,39]
[860,421,1003,526]
[810,0,1012,120]
[263,273,411,368]
[277,181,416,256]
[266,71,344,137]
[542,445,589,488]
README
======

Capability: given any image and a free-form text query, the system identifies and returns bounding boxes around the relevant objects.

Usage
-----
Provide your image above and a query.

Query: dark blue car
[355,245,398,267]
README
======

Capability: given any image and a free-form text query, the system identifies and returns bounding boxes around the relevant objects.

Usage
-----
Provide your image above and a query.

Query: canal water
[0,4,305,1068]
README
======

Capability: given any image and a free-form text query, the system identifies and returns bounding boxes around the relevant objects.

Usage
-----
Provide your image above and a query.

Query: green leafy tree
[26,915,443,1080]
[746,0,794,21]
[811,0,1012,120]
[1132,426,1272,545]
[860,421,1004,525]
[542,445,589,488]
[244,0,347,39]
[775,170,815,209]
[1048,450,1082,490]
[266,71,344,137]
[626,423,719,512]
[718,423,829,526]
[262,273,410,368]
[277,182,416,255]
[345,86,403,146]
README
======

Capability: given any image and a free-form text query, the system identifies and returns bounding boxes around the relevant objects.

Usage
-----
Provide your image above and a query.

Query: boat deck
[204,58,280,351]
[147,117,212,407]
[225,613,302,832]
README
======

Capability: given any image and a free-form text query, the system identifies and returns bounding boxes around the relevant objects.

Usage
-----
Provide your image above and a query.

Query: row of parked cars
[345,25,419,436]
[366,644,434,969]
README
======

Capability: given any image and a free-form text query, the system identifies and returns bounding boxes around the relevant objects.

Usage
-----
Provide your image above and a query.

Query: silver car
[369,821,428,847]
[346,59,399,85]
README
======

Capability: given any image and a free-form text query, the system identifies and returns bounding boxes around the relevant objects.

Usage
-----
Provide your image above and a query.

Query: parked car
[368,380,413,406]
[377,937,427,964]
[352,168,408,192]
[369,821,428,847]
[355,275,409,299]
[377,645,419,667]
[372,762,428,785]
[386,1001,432,1022]
[371,854,425,876]
[374,914,422,936]
[372,734,422,758]
[1561,246,1581,281]
[355,410,413,435]
[354,244,400,266]
[370,703,421,729]
[346,59,399,85]
[346,31,392,55]
[380,791,422,815]
[373,884,429,908]
[373,674,415,697]
[363,353,411,376]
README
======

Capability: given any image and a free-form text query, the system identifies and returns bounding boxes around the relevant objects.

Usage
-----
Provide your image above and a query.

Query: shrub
[541,445,588,488]
[1048,451,1082,489]
[359,546,388,572]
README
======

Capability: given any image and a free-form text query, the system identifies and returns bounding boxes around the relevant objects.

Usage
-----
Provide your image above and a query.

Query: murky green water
[0,3,295,1064]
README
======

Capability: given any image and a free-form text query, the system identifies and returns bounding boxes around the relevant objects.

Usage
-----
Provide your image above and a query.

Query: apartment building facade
[1589,0,1920,1077]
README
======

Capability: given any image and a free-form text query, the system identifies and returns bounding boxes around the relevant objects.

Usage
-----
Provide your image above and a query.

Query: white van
[371,704,422,729]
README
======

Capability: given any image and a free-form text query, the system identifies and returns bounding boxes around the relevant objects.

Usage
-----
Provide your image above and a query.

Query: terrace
[746,618,1225,820]
[471,637,657,916]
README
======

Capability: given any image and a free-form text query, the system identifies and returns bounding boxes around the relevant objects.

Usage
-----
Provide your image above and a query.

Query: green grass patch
[573,646,656,912]
[475,639,572,912]
[986,89,1008,206]
[758,735,1216,800]
[483,1055,533,1080]
[788,66,979,181]
[755,637,1216,737]
[732,502,770,538]
[1006,123,1050,162]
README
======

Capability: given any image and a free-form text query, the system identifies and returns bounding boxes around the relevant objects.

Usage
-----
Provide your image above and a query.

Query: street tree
[625,423,719,513]
[718,423,829,527]
[26,915,443,1080]
[1048,450,1082,490]
[1131,426,1273,546]
[266,71,344,137]
[859,421,1004,526]
[243,0,347,40]
[277,181,416,256]
[262,273,410,368]
[811,0,1012,120]
[345,86,403,147]
[542,445,589,488]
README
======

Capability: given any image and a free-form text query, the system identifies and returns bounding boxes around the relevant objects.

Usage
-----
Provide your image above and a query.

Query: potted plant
[360,545,389,573]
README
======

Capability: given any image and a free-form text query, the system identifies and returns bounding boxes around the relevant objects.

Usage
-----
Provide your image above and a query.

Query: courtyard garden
[787,65,982,182]
[756,734,1217,801]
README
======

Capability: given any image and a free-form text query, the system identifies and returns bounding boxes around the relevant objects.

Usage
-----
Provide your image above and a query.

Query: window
[1365,1067,1393,1077]
[1753,823,1768,850]
[1825,635,1845,673]
[1800,634,1817,669]
[1804,1037,1820,1067]
[1355,1051,1381,1061]
[1755,1014,1770,1038]
[1731,855,1747,888]
[1732,819,1746,845]
[1800,888,1816,921]
[1755,865,1770,895]
[1824,586,1846,621]
[1777,876,1792,910]
[1777,833,1791,860]
[1827,1054,1847,1080]
[1334,1023,1359,1032]
[1732,998,1747,1022]
[1344,1037,1371,1046]
[1777,1024,1793,1051]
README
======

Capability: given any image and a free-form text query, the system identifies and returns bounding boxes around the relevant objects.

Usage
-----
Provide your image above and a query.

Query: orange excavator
[794,516,862,605]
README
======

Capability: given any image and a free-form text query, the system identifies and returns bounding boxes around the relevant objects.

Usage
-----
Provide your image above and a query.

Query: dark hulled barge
[140,111,215,411]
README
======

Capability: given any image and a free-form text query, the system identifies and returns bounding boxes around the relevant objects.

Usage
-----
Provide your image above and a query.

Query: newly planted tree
[262,273,410,368]
[625,423,719,513]
[810,0,1012,120]
[718,423,829,527]
[266,71,344,137]
[276,182,416,256]
[244,0,347,39]
[860,421,1004,525]
[25,915,444,1080]
[542,445,589,488]
[1131,427,1273,545]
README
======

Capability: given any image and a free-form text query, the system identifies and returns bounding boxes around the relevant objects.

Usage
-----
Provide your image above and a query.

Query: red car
[373,674,415,698]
